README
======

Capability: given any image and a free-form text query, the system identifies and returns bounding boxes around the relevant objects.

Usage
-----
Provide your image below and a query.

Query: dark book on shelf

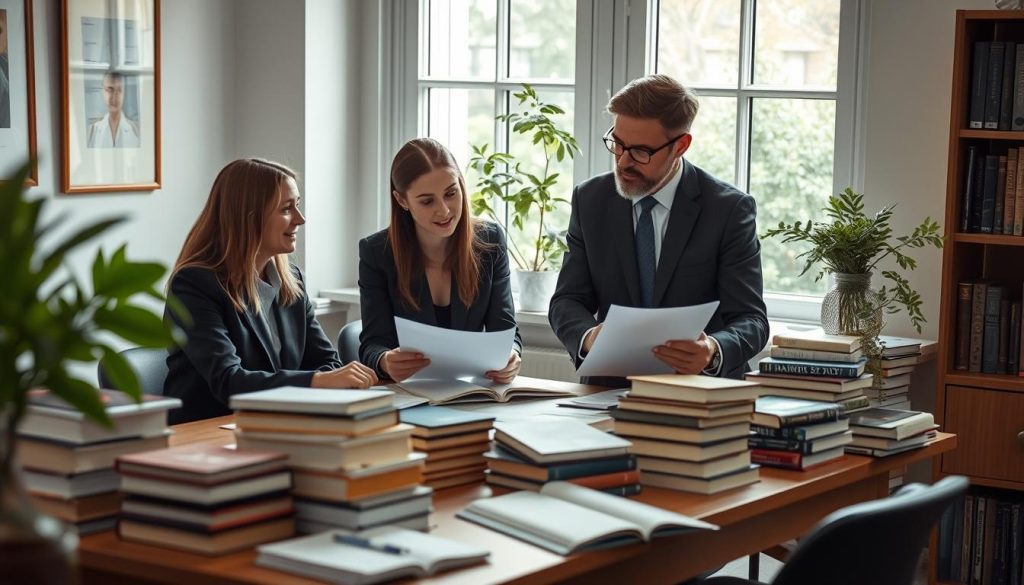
[956,282,974,371]
[1014,44,1024,131]
[962,146,979,232]
[995,156,1007,234]
[1009,301,1021,375]
[971,41,991,129]
[1004,149,1018,233]
[982,285,1004,374]
[998,297,1011,374]
[981,155,1000,233]
[999,42,1017,131]
[973,149,988,232]
[986,42,1006,129]
[970,282,989,373]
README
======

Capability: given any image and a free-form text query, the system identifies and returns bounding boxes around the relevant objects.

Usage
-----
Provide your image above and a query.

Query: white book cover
[230,387,394,415]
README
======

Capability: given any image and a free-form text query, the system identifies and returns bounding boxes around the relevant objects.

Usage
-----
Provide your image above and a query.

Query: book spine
[1010,503,1021,585]
[963,495,975,583]
[1001,43,1017,131]
[996,155,1008,234]
[957,282,975,370]
[999,297,1011,374]
[837,395,870,413]
[759,360,862,378]
[992,502,1006,585]
[982,155,1000,233]
[1005,148,1019,233]
[1014,43,1024,131]
[750,449,802,469]
[747,435,810,454]
[973,495,986,585]
[1009,301,1021,375]
[974,150,988,232]
[546,455,637,481]
[983,285,1004,374]
[971,42,991,129]
[970,282,988,373]
[769,346,862,364]
[986,43,1006,129]
[950,496,965,581]
[963,146,979,232]
[1016,150,1024,235]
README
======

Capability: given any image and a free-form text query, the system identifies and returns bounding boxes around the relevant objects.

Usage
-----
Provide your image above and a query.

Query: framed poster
[0,0,37,185]
[61,0,160,193]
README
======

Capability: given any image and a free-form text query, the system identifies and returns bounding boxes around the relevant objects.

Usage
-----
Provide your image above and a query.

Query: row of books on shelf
[955,281,1024,375]
[937,489,1024,585]
[959,146,1024,235]
[968,41,1024,132]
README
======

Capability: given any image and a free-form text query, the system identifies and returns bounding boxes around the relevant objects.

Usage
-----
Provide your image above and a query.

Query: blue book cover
[757,357,865,378]
[399,405,495,429]
[485,444,636,481]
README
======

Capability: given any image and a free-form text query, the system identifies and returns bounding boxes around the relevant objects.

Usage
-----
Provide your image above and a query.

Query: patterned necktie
[635,196,658,307]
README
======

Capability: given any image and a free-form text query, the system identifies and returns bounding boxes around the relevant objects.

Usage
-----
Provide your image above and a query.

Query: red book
[750,446,845,471]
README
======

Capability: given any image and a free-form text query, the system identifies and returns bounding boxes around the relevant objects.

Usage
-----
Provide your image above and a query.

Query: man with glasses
[549,74,768,387]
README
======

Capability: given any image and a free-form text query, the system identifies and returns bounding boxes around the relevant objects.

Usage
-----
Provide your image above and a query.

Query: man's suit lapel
[654,160,702,306]
[611,193,642,306]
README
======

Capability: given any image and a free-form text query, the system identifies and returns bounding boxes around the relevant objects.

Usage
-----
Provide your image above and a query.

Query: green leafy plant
[762,187,944,391]
[0,162,182,474]
[468,84,580,272]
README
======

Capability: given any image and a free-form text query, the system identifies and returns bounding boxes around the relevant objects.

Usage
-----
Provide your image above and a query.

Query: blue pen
[333,533,409,555]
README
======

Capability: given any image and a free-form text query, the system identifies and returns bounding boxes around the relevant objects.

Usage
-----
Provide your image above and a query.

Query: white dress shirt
[87,113,141,148]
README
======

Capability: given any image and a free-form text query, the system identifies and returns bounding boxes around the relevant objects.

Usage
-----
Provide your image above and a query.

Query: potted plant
[468,84,580,312]
[762,188,943,386]
[0,162,180,582]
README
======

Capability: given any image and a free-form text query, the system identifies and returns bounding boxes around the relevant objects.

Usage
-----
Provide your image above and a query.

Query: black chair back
[97,347,170,396]
[770,475,968,585]
[336,319,363,364]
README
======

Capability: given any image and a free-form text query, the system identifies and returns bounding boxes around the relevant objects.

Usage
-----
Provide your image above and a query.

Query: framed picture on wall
[0,0,38,185]
[61,0,160,193]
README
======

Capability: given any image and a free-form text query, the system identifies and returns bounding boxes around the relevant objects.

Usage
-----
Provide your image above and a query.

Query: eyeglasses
[602,127,688,165]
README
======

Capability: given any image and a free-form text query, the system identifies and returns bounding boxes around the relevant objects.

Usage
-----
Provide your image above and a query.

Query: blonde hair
[607,74,700,134]
[172,158,303,313]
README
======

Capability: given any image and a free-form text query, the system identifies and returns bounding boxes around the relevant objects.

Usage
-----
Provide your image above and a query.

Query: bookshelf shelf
[945,371,1024,392]
[959,128,1024,140]
[951,232,1024,245]
[962,475,1024,491]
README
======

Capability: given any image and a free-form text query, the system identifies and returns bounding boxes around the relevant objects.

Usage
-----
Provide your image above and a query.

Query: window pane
[684,95,736,183]
[754,0,840,89]
[750,97,836,296]
[506,90,575,270]
[508,0,576,81]
[427,0,496,79]
[657,0,740,87]
[426,88,496,188]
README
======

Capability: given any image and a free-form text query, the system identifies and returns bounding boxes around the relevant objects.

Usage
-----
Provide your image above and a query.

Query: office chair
[97,347,171,396]
[701,475,968,585]
[336,319,363,364]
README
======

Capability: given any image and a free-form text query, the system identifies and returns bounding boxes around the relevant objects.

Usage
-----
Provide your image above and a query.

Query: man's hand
[582,323,604,355]
[380,349,430,382]
[653,331,716,374]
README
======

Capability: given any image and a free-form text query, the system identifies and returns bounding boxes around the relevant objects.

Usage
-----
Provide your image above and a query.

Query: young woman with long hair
[165,158,377,423]
[358,138,522,383]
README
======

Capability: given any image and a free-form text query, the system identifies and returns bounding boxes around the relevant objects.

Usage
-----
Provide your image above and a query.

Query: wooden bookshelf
[934,10,1024,585]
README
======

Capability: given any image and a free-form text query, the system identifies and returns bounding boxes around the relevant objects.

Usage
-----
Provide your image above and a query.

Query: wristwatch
[708,337,723,372]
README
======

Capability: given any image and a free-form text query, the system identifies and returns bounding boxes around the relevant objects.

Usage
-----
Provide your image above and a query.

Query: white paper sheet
[394,317,515,380]
[576,302,720,377]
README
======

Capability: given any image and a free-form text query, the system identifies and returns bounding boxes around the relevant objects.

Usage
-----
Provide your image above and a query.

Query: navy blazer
[357,221,523,378]
[164,265,341,423]
[549,160,769,386]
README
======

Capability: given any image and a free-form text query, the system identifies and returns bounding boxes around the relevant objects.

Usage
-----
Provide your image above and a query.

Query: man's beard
[613,166,658,199]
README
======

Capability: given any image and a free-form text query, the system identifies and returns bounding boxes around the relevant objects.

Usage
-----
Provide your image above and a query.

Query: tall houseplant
[469,84,580,311]
[762,188,943,386]
[0,163,180,582]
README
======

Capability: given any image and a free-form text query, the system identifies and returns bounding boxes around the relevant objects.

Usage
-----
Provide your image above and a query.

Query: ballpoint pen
[333,533,410,555]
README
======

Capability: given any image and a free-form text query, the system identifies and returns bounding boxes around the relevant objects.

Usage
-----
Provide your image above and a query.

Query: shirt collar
[636,159,683,212]
[256,261,282,307]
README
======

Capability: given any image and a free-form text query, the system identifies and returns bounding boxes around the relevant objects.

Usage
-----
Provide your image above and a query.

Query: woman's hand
[312,361,379,389]
[380,349,430,382]
[485,350,522,384]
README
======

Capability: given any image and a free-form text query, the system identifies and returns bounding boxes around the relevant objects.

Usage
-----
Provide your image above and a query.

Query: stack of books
[399,406,494,490]
[115,443,295,554]
[845,407,939,457]
[613,375,761,495]
[865,336,924,410]
[229,387,430,534]
[747,330,872,414]
[16,388,180,535]
[748,395,852,470]
[484,420,639,495]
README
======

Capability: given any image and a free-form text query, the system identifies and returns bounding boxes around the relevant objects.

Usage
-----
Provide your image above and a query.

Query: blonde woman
[165,158,377,423]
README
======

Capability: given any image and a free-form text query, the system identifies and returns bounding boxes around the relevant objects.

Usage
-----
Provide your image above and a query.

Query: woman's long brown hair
[171,158,302,313]
[389,138,485,310]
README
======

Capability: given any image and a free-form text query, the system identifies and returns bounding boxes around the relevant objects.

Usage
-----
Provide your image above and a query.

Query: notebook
[393,379,574,405]
[456,481,717,555]
[255,526,489,585]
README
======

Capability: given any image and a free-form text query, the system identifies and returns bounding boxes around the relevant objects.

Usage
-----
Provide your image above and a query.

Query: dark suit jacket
[164,265,341,424]
[549,160,769,386]
[358,221,523,379]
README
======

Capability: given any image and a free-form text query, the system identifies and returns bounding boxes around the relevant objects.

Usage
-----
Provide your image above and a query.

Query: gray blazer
[548,159,769,386]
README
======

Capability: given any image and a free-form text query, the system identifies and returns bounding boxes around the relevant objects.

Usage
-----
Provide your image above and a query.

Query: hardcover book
[493,420,631,465]
[398,405,495,438]
[751,395,843,429]
[757,357,865,379]
[228,387,395,416]
[626,374,760,404]
[770,330,861,353]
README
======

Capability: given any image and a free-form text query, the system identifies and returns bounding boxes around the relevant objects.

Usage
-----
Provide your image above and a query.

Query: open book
[255,526,489,585]
[456,481,717,555]
[393,378,574,405]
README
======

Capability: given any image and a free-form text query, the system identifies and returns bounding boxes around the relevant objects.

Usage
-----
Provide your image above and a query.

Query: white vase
[516,270,558,312]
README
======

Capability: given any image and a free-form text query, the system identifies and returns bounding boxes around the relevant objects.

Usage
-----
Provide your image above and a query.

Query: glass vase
[820,272,881,335]
[0,418,75,584]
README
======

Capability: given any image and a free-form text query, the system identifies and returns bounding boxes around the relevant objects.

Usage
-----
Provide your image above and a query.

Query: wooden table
[78,378,957,585]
